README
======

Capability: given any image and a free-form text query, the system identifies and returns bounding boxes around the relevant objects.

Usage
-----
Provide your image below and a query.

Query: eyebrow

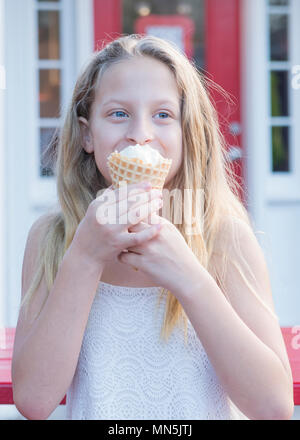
[102,99,180,109]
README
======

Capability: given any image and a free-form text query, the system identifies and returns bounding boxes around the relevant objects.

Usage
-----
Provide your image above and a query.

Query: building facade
[0,0,299,327]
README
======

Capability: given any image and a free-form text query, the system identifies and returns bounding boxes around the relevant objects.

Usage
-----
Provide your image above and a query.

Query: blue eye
[157,112,170,119]
[111,111,128,118]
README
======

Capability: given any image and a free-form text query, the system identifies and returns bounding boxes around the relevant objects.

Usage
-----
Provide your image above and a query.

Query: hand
[70,182,163,266]
[119,214,203,299]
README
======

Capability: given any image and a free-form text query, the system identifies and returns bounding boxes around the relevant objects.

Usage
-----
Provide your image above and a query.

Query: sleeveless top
[66,281,248,420]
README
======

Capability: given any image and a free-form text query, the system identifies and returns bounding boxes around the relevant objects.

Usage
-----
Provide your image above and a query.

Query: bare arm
[174,219,294,420]
[12,217,104,420]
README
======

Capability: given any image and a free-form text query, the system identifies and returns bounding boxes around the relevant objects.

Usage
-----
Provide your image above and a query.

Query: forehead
[94,56,181,106]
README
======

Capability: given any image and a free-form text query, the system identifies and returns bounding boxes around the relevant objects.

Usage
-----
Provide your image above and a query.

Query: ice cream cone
[107,151,172,190]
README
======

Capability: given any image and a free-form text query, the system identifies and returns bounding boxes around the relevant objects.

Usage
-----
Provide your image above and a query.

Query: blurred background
[0,0,299,420]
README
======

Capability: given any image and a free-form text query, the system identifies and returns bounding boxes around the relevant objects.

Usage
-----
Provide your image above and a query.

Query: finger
[118,249,140,268]
[148,212,169,226]
[118,188,162,217]
[128,215,163,232]
[120,198,163,227]
[128,221,150,233]
[95,192,162,227]
[143,212,162,226]
[96,181,152,205]
[126,245,144,254]
[120,222,162,250]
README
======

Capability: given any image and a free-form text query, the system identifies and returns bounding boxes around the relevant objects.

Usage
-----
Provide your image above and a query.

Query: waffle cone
[107,151,172,190]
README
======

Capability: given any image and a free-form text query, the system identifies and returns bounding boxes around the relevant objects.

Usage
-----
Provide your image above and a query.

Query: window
[266,0,300,200]
[268,0,291,173]
[30,0,75,206]
[35,0,75,182]
[37,0,62,177]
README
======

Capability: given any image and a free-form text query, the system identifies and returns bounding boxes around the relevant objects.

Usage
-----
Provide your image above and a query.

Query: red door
[205,0,244,204]
[93,0,244,203]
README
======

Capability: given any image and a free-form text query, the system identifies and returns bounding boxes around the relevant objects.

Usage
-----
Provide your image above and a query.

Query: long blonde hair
[22,34,276,342]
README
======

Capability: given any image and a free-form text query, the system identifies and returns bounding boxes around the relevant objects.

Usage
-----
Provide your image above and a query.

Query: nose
[125,116,154,145]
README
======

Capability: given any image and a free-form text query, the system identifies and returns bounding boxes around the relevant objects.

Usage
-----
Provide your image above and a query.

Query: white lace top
[66,281,247,420]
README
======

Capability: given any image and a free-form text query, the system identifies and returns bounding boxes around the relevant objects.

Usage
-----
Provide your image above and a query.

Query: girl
[12,34,294,420]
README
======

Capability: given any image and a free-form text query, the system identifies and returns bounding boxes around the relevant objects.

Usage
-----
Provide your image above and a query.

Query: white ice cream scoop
[119,144,165,167]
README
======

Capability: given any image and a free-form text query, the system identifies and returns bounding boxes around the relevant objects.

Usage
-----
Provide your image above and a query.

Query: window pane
[39,10,60,59]
[269,0,289,5]
[122,0,205,70]
[270,14,288,61]
[270,71,288,116]
[40,128,56,177]
[39,69,61,118]
[272,126,290,172]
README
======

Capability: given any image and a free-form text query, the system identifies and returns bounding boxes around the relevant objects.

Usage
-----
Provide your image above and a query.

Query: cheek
[94,151,111,181]
[164,129,183,182]
[91,129,115,182]
[167,154,182,183]
[167,126,182,162]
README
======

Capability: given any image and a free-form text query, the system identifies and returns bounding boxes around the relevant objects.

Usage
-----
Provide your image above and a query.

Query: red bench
[1,327,299,406]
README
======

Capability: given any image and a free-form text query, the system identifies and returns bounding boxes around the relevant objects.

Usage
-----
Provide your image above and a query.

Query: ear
[78,116,94,154]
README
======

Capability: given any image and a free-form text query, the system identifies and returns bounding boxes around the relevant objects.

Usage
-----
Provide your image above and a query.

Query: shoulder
[25,209,62,254]
[212,214,268,278]
[211,215,276,316]
[14,214,55,358]
[214,214,253,243]
[24,214,53,267]
[213,215,264,263]
[22,212,58,295]
[26,213,51,245]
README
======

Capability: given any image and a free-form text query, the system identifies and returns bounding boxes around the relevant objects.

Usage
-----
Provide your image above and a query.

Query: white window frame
[29,0,77,209]
[265,0,300,201]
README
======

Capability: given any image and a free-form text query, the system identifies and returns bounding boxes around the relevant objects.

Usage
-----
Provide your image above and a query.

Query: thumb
[128,221,149,233]
[147,212,161,225]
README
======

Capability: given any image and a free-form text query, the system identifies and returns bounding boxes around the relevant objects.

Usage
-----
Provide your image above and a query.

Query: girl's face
[79,56,183,186]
